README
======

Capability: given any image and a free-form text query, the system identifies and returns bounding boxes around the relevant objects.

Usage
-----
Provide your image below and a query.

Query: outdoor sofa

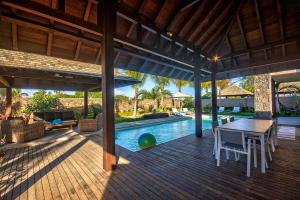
[0,119,45,144]
[34,111,78,130]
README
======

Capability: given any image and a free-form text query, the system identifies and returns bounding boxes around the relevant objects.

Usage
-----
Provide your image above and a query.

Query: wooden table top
[219,118,274,134]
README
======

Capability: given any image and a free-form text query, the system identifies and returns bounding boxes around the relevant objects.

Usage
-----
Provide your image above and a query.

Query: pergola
[0,0,299,171]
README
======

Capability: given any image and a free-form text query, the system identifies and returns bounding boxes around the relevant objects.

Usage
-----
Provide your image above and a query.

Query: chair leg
[247,139,251,177]
[226,150,229,160]
[253,139,257,168]
[234,152,238,161]
[268,144,272,161]
[217,146,221,167]
[270,138,275,152]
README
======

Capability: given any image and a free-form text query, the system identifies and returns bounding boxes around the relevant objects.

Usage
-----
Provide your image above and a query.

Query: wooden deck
[1,127,300,200]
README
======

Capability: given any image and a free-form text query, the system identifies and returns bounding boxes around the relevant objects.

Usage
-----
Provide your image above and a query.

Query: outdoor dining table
[218,118,274,173]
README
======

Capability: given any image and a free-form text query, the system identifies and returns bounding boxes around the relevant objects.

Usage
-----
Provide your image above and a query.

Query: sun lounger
[218,107,225,113]
[232,107,240,113]
[172,108,184,116]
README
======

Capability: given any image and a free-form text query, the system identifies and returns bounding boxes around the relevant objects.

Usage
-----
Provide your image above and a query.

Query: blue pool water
[116,115,246,152]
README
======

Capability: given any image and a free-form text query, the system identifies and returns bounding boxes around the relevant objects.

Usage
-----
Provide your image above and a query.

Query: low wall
[202,96,299,109]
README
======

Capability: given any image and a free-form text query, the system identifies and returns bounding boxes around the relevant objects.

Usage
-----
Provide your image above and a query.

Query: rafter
[206,1,244,53]
[178,0,209,38]
[276,0,284,40]
[196,0,235,46]
[11,23,18,50]
[47,32,53,56]
[74,41,82,60]
[254,0,265,44]
[236,14,248,49]
[187,0,223,42]
[83,0,92,21]
[95,48,101,64]
[0,76,11,87]
[221,35,299,59]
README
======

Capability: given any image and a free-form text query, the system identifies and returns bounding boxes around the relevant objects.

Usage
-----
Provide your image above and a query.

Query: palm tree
[126,71,147,117]
[151,76,171,109]
[172,80,188,92]
[12,88,22,97]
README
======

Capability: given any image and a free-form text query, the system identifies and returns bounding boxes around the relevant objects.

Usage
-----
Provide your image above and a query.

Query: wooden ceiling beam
[276,0,284,40]
[206,1,244,54]
[47,32,53,56]
[178,0,208,38]
[2,14,211,74]
[74,41,82,60]
[236,14,248,49]
[0,76,11,87]
[187,0,223,43]
[196,0,235,46]
[95,48,101,64]
[254,0,265,44]
[0,67,99,85]
[114,46,192,73]
[217,56,300,75]
[11,23,18,50]
[221,36,299,59]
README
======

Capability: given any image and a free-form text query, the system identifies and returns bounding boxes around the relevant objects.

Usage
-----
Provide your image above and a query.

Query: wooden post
[100,0,116,171]
[84,90,88,118]
[194,53,202,137]
[5,87,12,117]
[211,70,218,128]
[271,79,276,117]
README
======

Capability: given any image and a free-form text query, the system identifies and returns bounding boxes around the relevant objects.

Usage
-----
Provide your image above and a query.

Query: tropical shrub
[24,90,62,113]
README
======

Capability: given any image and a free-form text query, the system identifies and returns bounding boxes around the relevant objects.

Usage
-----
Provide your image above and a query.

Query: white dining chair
[212,121,219,159]
[251,125,274,169]
[216,128,252,177]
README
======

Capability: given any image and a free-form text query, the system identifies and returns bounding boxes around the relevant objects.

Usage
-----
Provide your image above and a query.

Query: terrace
[0,0,300,199]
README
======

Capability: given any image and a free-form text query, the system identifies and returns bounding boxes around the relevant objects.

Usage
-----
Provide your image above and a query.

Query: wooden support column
[5,87,12,117]
[271,79,276,118]
[194,53,202,137]
[100,0,116,171]
[211,70,218,128]
[84,90,88,118]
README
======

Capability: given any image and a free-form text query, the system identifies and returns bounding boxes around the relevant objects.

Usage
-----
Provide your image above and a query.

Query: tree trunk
[160,85,165,109]
[132,85,139,117]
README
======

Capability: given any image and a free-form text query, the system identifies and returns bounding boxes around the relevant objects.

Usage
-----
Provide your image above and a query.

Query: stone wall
[254,74,274,118]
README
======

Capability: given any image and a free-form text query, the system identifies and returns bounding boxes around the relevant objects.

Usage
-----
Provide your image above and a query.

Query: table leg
[260,135,266,173]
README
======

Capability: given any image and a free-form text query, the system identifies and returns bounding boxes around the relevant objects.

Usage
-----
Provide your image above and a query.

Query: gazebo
[219,85,253,98]
[0,0,299,172]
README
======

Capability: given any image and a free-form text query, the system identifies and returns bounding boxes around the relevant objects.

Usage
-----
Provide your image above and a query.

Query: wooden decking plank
[46,142,72,200]
[69,138,127,200]
[35,144,53,200]
[78,138,158,200]
[3,148,22,200]
[56,139,98,200]
[48,139,82,200]
[39,143,62,200]
[0,147,14,198]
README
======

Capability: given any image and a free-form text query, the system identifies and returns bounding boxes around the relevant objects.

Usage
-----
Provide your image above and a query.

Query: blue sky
[22,76,196,97]
[22,72,241,97]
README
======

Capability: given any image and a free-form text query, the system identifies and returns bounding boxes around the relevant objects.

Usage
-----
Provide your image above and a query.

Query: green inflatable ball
[138,133,157,149]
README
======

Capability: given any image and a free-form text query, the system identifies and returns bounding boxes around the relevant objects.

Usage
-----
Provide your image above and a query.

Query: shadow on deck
[0,127,300,200]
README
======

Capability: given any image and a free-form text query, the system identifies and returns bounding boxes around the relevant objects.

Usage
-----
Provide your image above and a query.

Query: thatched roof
[278,82,300,93]
[220,85,253,97]
[0,49,139,91]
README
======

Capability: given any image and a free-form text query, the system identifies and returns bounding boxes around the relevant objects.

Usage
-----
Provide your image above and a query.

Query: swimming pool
[116,115,246,152]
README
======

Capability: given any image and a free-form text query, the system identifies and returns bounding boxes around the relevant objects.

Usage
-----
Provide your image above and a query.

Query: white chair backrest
[218,128,245,150]
[183,108,188,112]
[172,108,178,112]
[219,107,225,111]
[221,118,228,125]
[233,107,240,112]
